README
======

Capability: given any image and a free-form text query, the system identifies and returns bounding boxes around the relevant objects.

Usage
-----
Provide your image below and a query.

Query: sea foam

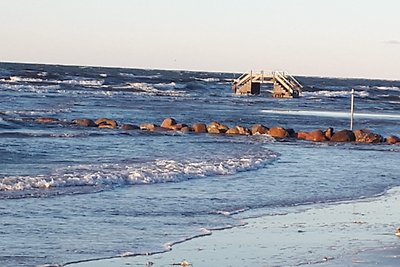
[302,90,369,98]
[0,76,104,87]
[0,150,278,193]
[125,82,187,97]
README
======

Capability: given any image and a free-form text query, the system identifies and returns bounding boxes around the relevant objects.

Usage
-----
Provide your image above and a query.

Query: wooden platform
[232,71,303,98]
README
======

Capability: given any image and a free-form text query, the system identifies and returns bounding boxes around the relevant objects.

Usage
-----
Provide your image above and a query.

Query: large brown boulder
[140,123,159,131]
[387,135,400,144]
[95,118,118,129]
[207,127,222,134]
[207,121,229,134]
[121,124,139,130]
[251,124,268,135]
[226,128,240,135]
[36,117,59,123]
[330,130,355,142]
[354,129,384,144]
[297,131,309,140]
[306,130,328,142]
[237,126,251,135]
[268,127,289,138]
[161,117,177,129]
[73,118,96,127]
[192,123,207,133]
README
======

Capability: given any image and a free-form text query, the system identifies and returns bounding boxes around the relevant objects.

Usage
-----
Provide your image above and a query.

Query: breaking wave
[53,78,104,87]
[119,72,161,79]
[0,83,62,93]
[195,77,221,82]
[124,82,188,97]
[0,76,104,87]
[302,90,369,98]
[2,108,71,116]
[154,82,187,90]
[372,86,400,92]
[0,150,278,195]
[0,76,44,83]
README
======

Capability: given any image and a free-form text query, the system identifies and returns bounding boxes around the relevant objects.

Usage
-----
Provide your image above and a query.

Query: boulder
[251,124,268,135]
[192,123,207,133]
[180,126,191,133]
[297,131,309,140]
[140,123,159,131]
[236,126,251,135]
[121,124,139,130]
[36,117,59,123]
[226,128,240,135]
[330,130,355,142]
[354,129,384,144]
[98,124,116,129]
[268,127,289,138]
[207,121,229,134]
[95,118,118,129]
[153,126,170,132]
[286,128,297,138]
[161,117,177,129]
[73,118,96,127]
[305,130,328,142]
[387,135,400,145]
[170,124,188,131]
[324,127,334,140]
[207,127,223,134]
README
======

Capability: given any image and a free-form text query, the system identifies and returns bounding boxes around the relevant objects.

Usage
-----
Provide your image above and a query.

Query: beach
[2,1,400,266]
[1,63,400,267]
[68,187,400,267]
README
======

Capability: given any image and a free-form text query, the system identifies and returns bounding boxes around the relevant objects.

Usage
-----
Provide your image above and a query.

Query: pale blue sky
[1,0,399,79]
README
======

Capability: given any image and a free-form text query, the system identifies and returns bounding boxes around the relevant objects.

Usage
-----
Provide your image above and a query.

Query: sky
[0,0,400,80]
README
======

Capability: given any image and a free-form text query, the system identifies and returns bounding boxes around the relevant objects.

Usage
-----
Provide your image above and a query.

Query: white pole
[350,89,355,130]
[261,70,264,85]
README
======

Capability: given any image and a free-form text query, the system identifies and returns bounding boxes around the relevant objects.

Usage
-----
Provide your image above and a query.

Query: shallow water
[0,63,399,266]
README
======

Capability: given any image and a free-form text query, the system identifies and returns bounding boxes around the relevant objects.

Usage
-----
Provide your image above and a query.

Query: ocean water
[0,62,399,267]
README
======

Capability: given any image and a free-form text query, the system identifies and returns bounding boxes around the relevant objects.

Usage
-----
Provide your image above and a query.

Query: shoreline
[66,186,400,267]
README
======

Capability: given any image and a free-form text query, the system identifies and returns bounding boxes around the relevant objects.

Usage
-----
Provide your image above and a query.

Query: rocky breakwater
[33,116,400,145]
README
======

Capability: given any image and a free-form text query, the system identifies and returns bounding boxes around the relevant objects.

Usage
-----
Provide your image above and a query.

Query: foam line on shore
[65,186,400,267]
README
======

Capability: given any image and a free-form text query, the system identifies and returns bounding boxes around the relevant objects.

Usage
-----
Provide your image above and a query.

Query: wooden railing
[232,70,303,97]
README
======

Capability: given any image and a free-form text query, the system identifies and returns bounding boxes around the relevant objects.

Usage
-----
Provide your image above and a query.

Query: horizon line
[1,60,399,82]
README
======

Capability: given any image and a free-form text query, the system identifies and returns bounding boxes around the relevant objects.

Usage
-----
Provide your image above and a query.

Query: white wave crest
[0,83,62,93]
[154,82,187,90]
[52,78,104,87]
[373,86,400,92]
[195,77,220,82]
[0,76,104,87]
[0,151,278,191]
[0,76,44,83]
[119,72,161,79]
[302,90,369,98]
[3,108,71,116]
[125,82,187,97]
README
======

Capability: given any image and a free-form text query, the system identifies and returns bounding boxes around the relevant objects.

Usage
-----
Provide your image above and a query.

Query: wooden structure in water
[232,71,303,98]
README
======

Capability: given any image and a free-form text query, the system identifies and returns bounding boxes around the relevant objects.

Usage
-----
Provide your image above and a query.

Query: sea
[0,62,399,267]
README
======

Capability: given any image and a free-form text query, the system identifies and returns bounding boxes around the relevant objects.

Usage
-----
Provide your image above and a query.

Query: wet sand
[67,187,400,267]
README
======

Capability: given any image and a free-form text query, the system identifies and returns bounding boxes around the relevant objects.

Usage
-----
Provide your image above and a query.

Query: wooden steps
[232,71,302,98]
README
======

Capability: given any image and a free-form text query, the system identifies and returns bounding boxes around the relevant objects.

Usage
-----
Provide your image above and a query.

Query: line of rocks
[35,117,400,145]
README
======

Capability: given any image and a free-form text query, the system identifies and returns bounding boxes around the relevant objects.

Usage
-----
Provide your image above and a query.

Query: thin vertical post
[350,88,355,130]
[261,70,264,85]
